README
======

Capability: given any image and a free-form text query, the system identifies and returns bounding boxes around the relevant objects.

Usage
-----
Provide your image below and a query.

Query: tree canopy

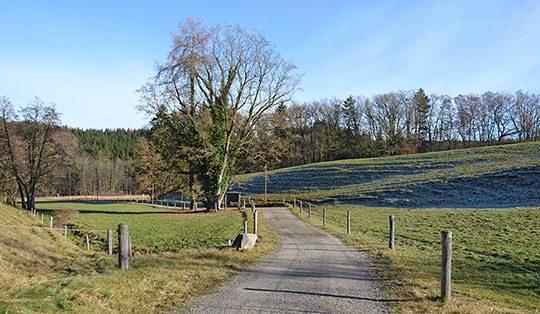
[138,18,300,209]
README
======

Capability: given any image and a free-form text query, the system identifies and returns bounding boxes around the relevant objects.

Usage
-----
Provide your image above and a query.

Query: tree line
[1,18,538,210]
[235,89,540,173]
[1,88,538,209]
[0,97,146,209]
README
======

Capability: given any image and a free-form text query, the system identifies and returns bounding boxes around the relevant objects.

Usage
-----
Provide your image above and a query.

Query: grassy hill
[230,142,540,313]
[232,142,540,208]
[0,203,276,313]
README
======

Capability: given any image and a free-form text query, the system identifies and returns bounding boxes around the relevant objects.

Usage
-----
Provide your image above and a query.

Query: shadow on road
[244,288,424,303]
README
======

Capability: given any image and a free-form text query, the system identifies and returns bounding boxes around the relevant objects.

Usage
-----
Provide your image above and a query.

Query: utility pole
[264,165,268,203]
[152,184,155,205]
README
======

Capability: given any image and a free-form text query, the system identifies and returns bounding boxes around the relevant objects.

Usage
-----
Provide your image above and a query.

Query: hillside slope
[231,142,540,208]
[1,202,277,313]
[0,204,111,313]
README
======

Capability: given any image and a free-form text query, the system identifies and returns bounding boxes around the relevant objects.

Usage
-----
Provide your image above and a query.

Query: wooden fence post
[41,214,44,223]
[64,226,67,239]
[244,220,248,234]
[441,230,452,301]
[282,196,285,204]
[389,215,395,249]
[86,234,90,250]
[293,198,296,209]
[308,204,311,218]
[118,224,129,270]
[50,216,53,229]
[323,208,326,226]
[347,211,351,234]
[250,200,255,213]
[254,210,258,235]
[128,233,133,259]
[107,229,113,255]
[300,201,303,213]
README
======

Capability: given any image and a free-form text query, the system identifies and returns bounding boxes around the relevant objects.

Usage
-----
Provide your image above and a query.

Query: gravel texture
[187,207,389,314]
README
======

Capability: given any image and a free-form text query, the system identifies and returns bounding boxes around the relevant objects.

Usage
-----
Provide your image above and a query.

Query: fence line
[456,243,540,277]
[291,203,540,279]
[228,215,254,242]
[0,223,110,233]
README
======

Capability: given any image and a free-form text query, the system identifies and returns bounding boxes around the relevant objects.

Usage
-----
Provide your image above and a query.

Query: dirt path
[188,207,389,313]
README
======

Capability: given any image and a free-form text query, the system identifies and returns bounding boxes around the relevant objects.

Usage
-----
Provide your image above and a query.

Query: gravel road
[188,207,389,314]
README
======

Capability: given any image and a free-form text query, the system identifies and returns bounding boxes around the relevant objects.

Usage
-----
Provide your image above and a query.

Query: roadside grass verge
[290,204,540,314]
[1,202,277,313]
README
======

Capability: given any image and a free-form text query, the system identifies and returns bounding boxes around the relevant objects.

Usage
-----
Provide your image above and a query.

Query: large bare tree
[138,18,299,209]
[0,96,68,210]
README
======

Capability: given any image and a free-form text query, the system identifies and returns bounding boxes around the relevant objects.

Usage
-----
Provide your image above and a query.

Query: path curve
[188,207,389,314]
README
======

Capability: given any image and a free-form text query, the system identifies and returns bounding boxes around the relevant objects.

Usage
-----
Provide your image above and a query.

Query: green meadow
[289,204,540,313]
[34,200,249,253]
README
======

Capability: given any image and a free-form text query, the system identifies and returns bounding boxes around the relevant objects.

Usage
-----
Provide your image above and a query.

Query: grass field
[232,142,540,208]
[0,202,277,313]
[288,204,540,313]
[230,142,540,313]
[34,200,249,253]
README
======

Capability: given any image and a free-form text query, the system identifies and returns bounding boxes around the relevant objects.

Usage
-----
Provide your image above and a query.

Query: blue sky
[1,0,539,129]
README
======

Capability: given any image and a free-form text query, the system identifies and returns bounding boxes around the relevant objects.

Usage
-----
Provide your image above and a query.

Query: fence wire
[0,223,110,233]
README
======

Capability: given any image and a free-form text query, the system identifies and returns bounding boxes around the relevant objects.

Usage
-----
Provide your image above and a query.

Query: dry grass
[0,204,277,313]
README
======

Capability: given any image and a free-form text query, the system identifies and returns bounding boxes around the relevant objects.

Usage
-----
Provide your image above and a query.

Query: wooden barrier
[347,211,351,234]
[441,230,452,301]
[118,224,130,270]
[254,209,258,235]
[389,215,395,249]
[107,229,113,255]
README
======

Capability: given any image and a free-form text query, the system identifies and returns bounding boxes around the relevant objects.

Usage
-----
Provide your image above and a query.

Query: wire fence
[228,215,254,242]
[0,223,109,233]
[290,199,540,280]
